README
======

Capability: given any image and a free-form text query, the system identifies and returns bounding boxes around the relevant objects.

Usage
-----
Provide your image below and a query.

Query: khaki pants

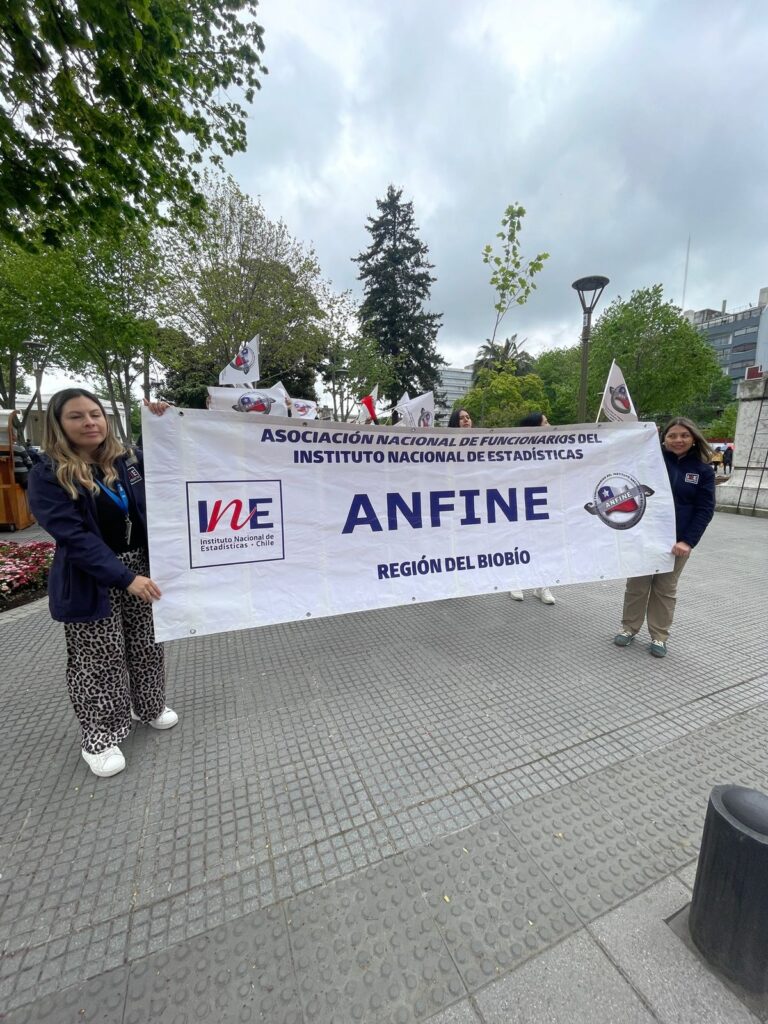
[621,555,688,643]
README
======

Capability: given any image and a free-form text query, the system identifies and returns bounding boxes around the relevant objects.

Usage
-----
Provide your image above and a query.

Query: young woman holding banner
[28,389,176,778]
[613,416,715,658]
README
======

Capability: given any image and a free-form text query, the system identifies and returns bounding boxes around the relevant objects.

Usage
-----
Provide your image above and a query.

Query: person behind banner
[447,408,472,428]
[613,416,715,659]
[509,412,556,605]
[28,388,177,779]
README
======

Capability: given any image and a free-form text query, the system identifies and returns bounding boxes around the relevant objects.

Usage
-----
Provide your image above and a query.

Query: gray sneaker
[509,590,524,601]
[613,629,635,647]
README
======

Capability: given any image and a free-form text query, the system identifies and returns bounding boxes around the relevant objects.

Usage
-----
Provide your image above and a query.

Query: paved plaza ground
[0,511,767,1023]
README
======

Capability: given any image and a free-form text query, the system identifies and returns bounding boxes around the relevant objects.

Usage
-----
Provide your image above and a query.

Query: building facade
[436,366,473,422]
[685,286,768,392]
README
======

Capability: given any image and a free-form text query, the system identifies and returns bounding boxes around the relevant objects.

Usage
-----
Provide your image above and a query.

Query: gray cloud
[230,0,768,366]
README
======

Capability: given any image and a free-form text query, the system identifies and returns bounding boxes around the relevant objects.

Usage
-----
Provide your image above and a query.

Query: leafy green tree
[71,225,165,439]
[679,374,733,430]
[353,185,444,407]
[317,290,394,421]
[587,286,723,420]
[472,334,535,382]
[458,368,550,427]
[534,346,580,425]
[482,203,549,348]
[164,174,326,399]
[706,402,737,440]
[155,333,217,409]
[0,239,83,422]
[0,0,266,246]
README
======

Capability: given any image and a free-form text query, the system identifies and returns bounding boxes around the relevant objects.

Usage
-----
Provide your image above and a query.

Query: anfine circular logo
[609,385,631,415]
[230,344,256,376]
[584,473,654,531]
[234,392,273,414]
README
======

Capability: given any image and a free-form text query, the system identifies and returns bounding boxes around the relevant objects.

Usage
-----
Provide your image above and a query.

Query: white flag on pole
[272,381,318,419]
[218,335,260,386]
[394,391,435,428]
[598,360,637,422]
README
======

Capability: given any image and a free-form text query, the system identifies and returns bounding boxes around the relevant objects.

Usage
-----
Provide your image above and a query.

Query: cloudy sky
[225,0,768,370]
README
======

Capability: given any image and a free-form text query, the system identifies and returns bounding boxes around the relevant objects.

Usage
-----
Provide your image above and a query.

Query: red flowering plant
[0,542,55,610]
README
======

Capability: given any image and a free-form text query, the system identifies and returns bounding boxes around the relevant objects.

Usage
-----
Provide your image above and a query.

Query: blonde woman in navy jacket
[613,416,715,658]
[28,388,177,778]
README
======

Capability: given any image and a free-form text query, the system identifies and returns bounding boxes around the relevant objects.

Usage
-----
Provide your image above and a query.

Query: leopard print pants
[64,549,166,753]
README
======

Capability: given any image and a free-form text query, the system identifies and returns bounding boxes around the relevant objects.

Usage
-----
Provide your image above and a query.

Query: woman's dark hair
[448,408,468,428]
[518,411,546,427]
[661,417,714,463]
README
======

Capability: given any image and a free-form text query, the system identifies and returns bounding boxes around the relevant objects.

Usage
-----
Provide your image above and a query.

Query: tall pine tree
[353,185,444,407]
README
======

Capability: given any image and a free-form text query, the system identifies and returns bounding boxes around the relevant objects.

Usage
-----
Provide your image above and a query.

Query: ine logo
[186,479,285,568]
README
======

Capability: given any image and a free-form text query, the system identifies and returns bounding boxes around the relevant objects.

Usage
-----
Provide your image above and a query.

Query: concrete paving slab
[0,965,129,1024]
[405,816,580,992]
[1,511,767,1020]
[673,860,699,891]
[473,930,656,1024]
[286,854,466,1023]
[589,876,761,1024]
[122,906,302,1024]
[425,1000,483,1023]
[500,782,670,922]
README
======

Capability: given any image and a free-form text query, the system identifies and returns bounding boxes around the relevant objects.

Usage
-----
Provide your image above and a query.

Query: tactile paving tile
[1,965,129,1024]
[122,906,303,1024]
[405,816,580,992]
[0,915,131,1017]
[382,790,490,852]
[258,748,378,855]
[287,854,466,1023]
[572,738,768,872]
[472,759,568,813]
[273,820,395,900]
[500,782,670,922]
[697,703,768,777]
[348,726,465,815]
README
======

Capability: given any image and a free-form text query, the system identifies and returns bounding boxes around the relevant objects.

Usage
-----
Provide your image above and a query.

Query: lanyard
[95,479,129,514]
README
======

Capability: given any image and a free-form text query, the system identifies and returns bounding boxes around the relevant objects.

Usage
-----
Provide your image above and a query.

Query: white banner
[598,359,638,422]
[395,391,435,428]
[207,385,289,418]
[142,411,676,641]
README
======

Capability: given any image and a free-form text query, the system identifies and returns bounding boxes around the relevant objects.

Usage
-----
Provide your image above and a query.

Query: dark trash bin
[689,785,768,993]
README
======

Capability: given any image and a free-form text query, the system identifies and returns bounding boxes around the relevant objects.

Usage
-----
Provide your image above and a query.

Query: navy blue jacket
[28,451,149,622]
[663,448,715,548]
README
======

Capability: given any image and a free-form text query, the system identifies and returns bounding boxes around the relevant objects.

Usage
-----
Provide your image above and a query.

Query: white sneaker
[131,706,179,730]
[534,587,556,605]
[82,746,126,778]
[509,590,524,601]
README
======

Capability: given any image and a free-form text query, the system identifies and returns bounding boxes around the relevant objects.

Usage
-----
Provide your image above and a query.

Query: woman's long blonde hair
[42,389,127,499]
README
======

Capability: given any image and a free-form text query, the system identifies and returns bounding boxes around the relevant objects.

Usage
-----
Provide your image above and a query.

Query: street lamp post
[572,275,609,422]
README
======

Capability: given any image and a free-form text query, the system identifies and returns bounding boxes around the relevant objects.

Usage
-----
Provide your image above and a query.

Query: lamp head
[572,275,609,313]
